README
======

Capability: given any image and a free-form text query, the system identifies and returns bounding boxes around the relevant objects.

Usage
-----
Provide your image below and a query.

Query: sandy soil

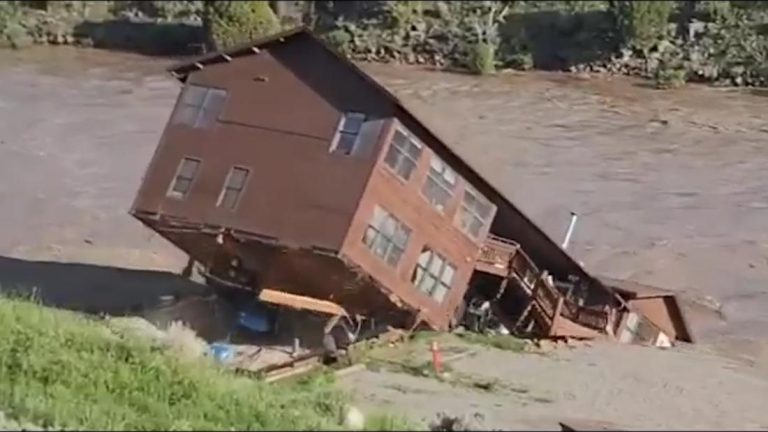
[1,47,768,429]
[341,340,768,430]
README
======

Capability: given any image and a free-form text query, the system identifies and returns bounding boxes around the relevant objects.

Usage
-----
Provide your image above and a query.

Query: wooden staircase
[476,235,613,338]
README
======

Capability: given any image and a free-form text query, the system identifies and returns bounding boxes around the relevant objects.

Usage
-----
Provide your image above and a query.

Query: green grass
[455,332,527,352]
[0,297,362,431]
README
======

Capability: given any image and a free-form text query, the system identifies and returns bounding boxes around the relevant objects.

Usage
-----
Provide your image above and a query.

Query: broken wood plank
[265,358,320,383]
[258,288,348,317]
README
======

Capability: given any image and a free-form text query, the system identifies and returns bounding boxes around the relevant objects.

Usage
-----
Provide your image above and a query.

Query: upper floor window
[171,84,228,129]
[421,155,458,213]
[330,112,366,155]
[456,184,495,239]
[217,166,250,210]
[383,128,422,181]
[412,247,456,303]
[362,205,411,267]
[167,157,201,199]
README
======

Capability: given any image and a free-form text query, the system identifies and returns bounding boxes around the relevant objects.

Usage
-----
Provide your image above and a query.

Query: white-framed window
[383,128,423,181]
[362,205,411,267]
[456,184,495,239]
[217,166,250,210]
[412,248,456,303]
[167,157,201,199]
[171,84,228,129]
[330,112,366,155]
[421,155,458,213]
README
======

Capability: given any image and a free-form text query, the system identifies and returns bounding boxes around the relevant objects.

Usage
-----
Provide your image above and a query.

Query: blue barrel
[209,342,234,364]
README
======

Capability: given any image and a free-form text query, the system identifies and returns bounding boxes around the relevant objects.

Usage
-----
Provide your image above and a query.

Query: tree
[611,0,675,54]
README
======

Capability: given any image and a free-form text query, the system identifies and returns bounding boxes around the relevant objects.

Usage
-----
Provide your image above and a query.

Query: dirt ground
[1,46,767,429]
[341,339,768,430]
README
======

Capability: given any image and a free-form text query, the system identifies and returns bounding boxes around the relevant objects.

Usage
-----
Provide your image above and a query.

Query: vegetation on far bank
[0,1,766,87]
[0,296,412,430]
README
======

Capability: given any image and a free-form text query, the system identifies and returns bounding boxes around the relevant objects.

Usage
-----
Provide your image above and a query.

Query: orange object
[430,340,443,375]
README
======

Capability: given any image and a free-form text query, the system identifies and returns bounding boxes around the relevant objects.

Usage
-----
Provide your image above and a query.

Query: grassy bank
[0,297,407,430]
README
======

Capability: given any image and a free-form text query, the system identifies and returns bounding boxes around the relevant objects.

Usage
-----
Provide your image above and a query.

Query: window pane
[180,84,208,106]
[203,88,227,113]
[396,157,417,181]
[417,250,431,267]
[228,168,249,190]
[372,236,389,258]
[412,267,425,285]
[441,264,456,286]
[443,168,457,186]
[404,139,423,160]
[422,177,451,211]
[432,284,449,302]
[418,274,436,293]
[386,247,403,267]
[392,225,410,249]
[392,130,408,148]
[336,133,357,155]
[468,215,484,237]
[371,206,386,227]
[221,189,240,210]
[429,254,444,274]
[381,215,396,237]
[383,145,402,170]
[171,178,191,194]
[363,227,378,247]
[172,105,200,126]
[341,112,365,134]
[179,158,200,178]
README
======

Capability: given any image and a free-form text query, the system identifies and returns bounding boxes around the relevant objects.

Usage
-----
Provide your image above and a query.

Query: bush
[469,42,496,74]
[655,65,687,89]
[204,0,281,51]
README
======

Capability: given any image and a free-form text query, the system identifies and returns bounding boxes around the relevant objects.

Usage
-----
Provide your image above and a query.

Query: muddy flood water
[0,46,767,364]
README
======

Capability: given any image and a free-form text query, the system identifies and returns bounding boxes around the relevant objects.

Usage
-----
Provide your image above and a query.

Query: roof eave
[166,26,310,81]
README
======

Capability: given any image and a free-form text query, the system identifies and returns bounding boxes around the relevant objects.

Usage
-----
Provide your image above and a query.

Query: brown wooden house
[130,28,688,346]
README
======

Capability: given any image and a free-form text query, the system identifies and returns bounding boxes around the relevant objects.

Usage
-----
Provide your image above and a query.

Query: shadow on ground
[0,255,211,316]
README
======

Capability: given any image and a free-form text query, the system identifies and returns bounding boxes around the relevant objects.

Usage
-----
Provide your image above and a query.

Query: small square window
[362,206,411,267]
[411,247,456,303]
[421,155,458,213]
[167,157,201,199]
[383,129,423,181]
[456,185,495,239]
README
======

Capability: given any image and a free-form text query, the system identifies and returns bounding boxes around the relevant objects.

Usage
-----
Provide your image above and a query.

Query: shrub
[469,41,496,74]
[203,0,281,51]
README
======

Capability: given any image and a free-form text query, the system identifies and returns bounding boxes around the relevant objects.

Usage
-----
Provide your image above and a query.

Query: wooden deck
[475,235,613,338]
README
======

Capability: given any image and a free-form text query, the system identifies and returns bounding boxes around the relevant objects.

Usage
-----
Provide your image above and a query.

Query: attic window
[167,157,201,199]
[384,128,423,181]
[412,247,456,303]
[456,184,496,240]
[330,112,366,155]
[421,155,458,213]
[217,166,250,210]
[362,206,411,267]
[172,84,228,129]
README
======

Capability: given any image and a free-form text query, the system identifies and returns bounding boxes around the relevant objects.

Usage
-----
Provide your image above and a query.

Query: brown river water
[0,46,766,362]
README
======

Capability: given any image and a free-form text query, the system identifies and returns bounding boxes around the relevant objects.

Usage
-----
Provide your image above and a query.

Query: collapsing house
[130,27,692,350]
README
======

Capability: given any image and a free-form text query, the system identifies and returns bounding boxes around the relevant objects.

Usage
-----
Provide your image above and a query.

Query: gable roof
[599,276,694,343]
[168,27,614,296]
